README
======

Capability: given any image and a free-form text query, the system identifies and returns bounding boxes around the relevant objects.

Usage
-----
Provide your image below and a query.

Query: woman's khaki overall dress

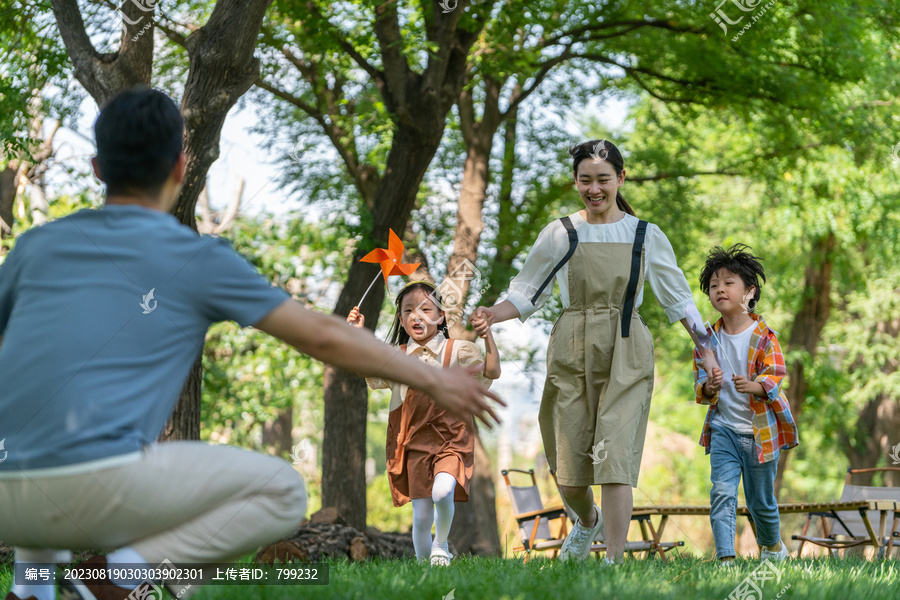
[538,217,655,487]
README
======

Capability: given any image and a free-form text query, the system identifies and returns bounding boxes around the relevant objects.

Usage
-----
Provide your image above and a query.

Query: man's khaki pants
[0,442,307,565]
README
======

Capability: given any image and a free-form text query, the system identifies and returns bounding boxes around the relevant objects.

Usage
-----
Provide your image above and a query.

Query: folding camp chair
[792,467,900,558]
[549,470,684,560]
[502,468,571,562]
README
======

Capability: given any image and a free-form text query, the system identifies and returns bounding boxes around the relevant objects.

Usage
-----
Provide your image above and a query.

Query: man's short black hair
[699,244,767,310]
[94,86,183,196]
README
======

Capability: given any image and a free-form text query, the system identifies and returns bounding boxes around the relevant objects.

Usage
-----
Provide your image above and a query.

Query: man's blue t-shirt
[0,204,290,471]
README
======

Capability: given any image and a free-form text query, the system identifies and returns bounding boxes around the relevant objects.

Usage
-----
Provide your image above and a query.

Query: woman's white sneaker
[559,505,603,562]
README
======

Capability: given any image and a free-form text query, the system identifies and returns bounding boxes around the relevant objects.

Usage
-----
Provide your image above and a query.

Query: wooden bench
[630,501,900,559]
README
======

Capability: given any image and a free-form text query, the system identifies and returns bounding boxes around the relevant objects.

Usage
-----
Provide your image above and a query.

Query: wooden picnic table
[630,500,900,559]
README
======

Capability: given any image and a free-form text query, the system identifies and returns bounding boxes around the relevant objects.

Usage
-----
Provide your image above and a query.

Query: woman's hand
[700,348,721,380]
[347,306,365,328]
[704,367,724,397]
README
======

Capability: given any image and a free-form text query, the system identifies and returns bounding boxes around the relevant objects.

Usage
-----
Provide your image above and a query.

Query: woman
[471,140,717,563]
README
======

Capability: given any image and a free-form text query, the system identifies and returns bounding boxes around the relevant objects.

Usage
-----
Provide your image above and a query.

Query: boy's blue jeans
[709,424,781,558]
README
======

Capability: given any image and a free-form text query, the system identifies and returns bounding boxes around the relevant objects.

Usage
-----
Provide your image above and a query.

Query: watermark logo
[289,141,306,165]
[117,0,159,26]
[291,439,312,464]
[890,442,900,465]
[726,559,789,600]
[126,559,191,600]
[589,139,609,164]
[890,142,900,167]
[0,438,6,463]
[710,0,776,39]
[412,259,491,330]
[139,288,157,314]
[437,0,458,13]
[442,589,456,600]
[590,439,608,464]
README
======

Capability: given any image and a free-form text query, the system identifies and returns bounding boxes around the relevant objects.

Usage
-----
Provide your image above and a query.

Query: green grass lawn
[3,556,899,599]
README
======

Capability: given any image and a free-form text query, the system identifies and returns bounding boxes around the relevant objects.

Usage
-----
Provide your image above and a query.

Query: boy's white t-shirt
[711,322,756,435]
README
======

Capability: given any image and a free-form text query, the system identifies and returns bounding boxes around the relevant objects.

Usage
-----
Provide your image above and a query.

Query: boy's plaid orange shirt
[692,313,799,463]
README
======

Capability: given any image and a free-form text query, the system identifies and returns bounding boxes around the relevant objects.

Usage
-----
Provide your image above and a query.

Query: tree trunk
[53,0,275,442]
[322,262,387,530]
[322,123,454,529]
[840,315,900,487]
[0,164,18,239]
[263,405,294,457]
[774,231,836,496]
[444,77,498,337]
[448,430,502,555]
[159,354,203,441]
[841,394,900,486]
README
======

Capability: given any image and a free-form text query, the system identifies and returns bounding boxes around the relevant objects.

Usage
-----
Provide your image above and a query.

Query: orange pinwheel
[360,229,420,283]
[356,229,420,306]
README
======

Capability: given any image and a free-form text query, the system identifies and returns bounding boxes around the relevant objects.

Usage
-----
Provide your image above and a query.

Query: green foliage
[0,0,76,161]
[200,215,348,453]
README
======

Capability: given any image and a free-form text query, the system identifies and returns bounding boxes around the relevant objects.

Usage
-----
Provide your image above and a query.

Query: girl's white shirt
[367,333,490,411]
[505,212,696,322]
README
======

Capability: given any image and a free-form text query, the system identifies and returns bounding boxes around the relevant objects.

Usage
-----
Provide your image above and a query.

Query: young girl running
[471,140,717,563]
[348,281,500,565]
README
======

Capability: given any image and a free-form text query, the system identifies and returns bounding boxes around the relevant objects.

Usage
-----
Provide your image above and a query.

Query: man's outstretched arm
[254,300,504,427]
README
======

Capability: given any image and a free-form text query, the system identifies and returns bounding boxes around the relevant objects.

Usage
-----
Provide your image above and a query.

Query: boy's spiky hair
[699,244,767,311]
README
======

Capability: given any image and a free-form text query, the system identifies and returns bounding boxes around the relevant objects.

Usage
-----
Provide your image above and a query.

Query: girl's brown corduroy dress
[539,236,655,488]
[385,339,475,507]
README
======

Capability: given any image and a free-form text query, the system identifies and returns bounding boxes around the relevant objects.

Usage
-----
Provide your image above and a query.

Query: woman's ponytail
[616,191,635,216]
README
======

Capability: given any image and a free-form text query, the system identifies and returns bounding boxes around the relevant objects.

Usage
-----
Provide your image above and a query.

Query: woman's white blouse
[505,212,696,323]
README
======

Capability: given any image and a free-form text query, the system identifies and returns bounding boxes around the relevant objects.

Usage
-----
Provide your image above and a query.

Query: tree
[50,0,276,440]
[253,0,492,530]
[0,0,73,242]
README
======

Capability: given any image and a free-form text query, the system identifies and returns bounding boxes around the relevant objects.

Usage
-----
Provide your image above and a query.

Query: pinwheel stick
[357,271,383,307]
[707,324,738,376]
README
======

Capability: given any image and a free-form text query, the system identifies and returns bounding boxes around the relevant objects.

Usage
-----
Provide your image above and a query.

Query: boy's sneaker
[718,557,736,568]
[759,540,788,562]
[559,505,603,562]
[430,544,453,566]
[58,555,157,600]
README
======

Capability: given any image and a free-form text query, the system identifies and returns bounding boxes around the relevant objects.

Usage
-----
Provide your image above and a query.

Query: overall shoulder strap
[442,339,455,368]
[530,216,578,305]
[621,220,648,337]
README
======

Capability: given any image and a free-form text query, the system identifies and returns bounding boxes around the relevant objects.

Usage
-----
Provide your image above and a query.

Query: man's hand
[470,306,495,337]
[347,306,365,328]
[256,300,504,427]
[429,364,506,428]
[732,375,765,397]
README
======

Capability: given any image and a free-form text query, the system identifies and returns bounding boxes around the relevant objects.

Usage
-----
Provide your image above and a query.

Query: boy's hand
[347,306,365,328]
[732,375,765,397]
[704,367,724,396]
